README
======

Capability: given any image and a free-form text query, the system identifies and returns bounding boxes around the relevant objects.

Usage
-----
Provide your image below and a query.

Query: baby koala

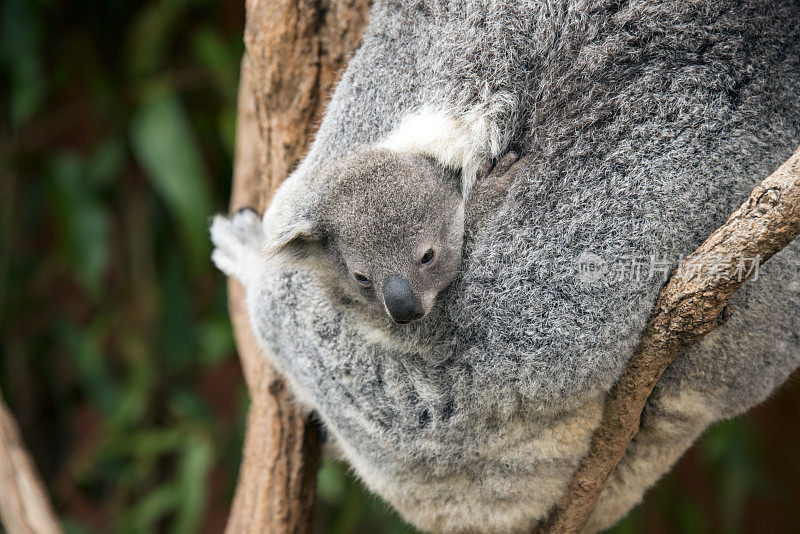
[293,148,464,324]
[213,148,518,326]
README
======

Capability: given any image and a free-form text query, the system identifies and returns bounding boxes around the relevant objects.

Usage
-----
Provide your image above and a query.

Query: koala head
[267,148,465,324]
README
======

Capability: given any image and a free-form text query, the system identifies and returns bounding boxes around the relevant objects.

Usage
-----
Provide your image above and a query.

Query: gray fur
[211,1,800,532]
[270,148,467,326]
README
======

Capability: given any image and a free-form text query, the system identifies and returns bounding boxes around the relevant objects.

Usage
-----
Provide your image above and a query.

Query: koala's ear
[261,175,326,258]
[263,204,324,259]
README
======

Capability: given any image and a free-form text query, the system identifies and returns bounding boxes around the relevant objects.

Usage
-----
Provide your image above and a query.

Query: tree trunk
[225,2,371,533]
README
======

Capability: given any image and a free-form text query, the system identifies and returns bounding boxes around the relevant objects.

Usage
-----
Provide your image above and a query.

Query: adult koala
[212,1,800,532]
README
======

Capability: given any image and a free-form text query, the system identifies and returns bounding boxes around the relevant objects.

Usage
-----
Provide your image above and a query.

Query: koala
[267,148,466,326]
[212,145,520,351]
[212,1,800,533]
[221,147,518,340]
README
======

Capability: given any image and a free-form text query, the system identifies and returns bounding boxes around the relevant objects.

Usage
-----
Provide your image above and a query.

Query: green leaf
[172,438,212,534]
[117,483,180,534]
[158,247,195,371]
[702,419,762,534]
[108,330,156,428]
[130,91,213,267]
[191,27,240,100]
[125,0,184,78]
[86,138,126,189]
[197,316,234,366]
[318,459,348,503]
[57,322,118,415]
[47,154,111,297]
[0,0,46,127]
[62,518,96,534]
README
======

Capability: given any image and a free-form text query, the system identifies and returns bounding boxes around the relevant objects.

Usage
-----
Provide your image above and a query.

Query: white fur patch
[377,94,516,195]
[209,210,267,285]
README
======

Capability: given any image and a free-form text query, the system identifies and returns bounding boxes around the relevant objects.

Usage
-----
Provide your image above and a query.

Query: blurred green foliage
[1,0,799,533]
[1,0,245,530]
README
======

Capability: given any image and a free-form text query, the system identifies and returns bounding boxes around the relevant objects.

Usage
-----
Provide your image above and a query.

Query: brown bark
[0,390,62,534]
[539,145,800,533]
[225,2,371,533]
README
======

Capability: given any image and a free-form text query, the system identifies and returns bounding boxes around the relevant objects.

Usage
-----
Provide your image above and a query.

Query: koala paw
[210,207,266,285]
[466,152,521,228]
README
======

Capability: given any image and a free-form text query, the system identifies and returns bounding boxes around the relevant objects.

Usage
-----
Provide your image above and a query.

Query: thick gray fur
[264,148,469,328]
[211,1,800,532]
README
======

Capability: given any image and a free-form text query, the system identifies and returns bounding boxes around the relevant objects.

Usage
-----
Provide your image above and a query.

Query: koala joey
[213,1,800,533]
[268,148,465,326]
[233,147,519,329]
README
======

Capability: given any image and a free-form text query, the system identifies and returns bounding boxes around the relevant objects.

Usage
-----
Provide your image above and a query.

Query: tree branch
[539,144,800,533]
[0,389,62,534]
[225,2,370,533]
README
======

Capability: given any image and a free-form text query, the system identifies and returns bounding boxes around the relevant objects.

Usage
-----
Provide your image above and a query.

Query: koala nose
[383,276,424,324]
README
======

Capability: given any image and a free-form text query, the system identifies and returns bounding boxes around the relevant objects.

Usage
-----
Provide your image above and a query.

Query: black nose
[383,276,424,324]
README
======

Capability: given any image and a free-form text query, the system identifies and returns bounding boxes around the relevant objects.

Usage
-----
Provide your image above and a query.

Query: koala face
[267,148,465,324]
[321,149,465,324]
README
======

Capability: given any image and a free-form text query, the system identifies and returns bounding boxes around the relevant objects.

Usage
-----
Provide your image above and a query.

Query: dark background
[1,0,799,532]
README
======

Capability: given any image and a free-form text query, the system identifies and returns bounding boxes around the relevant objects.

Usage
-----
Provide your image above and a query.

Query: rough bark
[539,144,800,533]
[0,390,62,534]
[225,2,371,533]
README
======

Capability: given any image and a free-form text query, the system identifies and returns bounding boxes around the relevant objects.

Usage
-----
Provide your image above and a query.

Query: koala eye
[353,273,372,286]
[420,248,435,265]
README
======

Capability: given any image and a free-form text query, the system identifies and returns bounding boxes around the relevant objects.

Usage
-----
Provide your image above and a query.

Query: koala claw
[210,208,266,285]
